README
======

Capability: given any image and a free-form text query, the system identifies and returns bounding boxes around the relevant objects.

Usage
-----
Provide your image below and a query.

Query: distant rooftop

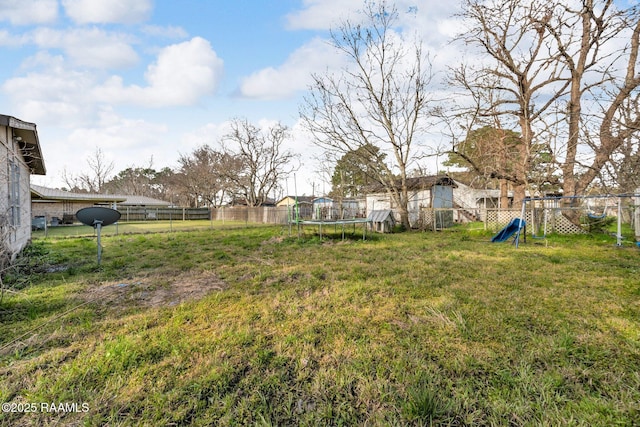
[31,185,170,206]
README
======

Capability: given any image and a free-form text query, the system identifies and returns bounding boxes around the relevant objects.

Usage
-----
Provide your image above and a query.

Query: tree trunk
[499,179,509,209]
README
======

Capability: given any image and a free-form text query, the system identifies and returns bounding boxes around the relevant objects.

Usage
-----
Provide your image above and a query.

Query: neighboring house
[117,195,171,208]
[311,196,363,220]
[31,185,170,224]
[276,196,314,220]
[453,180,512,212]
[116,194,172,220]
[311,196,333,220]
[365,176,457,228]
[31,185,126,225]
[0,115,46,256]
[228,197,276,207]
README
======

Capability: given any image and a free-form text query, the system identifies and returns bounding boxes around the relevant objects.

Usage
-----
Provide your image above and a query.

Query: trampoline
[290,218,372,240]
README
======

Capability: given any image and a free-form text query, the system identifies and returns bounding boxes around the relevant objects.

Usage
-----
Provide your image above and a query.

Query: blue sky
[0,0,463,195]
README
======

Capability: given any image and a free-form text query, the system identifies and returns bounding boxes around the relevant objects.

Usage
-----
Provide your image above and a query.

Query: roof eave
[3,115,46,175]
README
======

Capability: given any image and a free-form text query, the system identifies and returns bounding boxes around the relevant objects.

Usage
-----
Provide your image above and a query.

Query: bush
[581,214,616,233]
[2,241,52,290]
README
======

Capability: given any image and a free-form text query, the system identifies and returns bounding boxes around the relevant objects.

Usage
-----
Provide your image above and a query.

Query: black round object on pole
[76,207,121,227]
[76,207,120,265]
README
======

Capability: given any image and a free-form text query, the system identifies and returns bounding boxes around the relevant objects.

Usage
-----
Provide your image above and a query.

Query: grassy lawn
[31,219,264,239]
[1,225,639,425]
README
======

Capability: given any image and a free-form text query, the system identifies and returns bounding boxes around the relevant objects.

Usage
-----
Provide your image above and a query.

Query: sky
[0,0,465,196]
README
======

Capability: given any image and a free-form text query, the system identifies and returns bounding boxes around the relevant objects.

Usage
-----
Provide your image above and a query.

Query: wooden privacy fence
[211,207,291,224]
[116,205,639,236]
[118,207,210,221]
[117,206,295,224]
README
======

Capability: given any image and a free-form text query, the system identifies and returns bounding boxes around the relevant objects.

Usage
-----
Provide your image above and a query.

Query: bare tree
[299,0,434,229]
[446,126,525,208]
[451,0,640,206]
[223,118,297,206]
[605,125,640,193]
[449,0,571,206]
[81,148,114,193]
[176,145,238,207]
[62,148,114,193]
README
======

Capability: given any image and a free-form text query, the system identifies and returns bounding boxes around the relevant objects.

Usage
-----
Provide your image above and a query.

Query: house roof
[31,185,126,203]
[312,196,333,203]
[30,185,170,206]
[1,114,46,175]
[228,197,276,206]
[366,175,458,193]
[277,196,315,205]
[368,209,395,223]
[116,195,171,206]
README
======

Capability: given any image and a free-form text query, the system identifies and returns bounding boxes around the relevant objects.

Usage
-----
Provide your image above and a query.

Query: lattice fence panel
[485,210,523,232]
[550,210,587,234]
[486,208,589,234]
[418,209,434,230]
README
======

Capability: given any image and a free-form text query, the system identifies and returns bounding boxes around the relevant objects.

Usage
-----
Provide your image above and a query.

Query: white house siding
[0,126,33,255]
[408,189,432,226]
[365,193,392,217]
[452,182,479,209]
[366,189,432,227]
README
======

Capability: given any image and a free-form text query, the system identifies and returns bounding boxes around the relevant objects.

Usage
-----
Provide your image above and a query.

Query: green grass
[1,226,639,425]
[31,219,264,238]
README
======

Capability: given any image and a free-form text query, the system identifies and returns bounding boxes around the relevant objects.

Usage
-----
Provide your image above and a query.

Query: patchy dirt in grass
[84,270,227,309]
[262,236,285,245]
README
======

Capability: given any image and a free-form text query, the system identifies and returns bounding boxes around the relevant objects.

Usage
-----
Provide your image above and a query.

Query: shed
[368,209,395,233]
[364,175,457,228]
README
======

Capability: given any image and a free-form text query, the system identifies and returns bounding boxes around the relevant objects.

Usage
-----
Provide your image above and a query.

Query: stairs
[453,201,480,222]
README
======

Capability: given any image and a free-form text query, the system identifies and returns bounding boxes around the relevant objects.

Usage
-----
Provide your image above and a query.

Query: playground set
[491,193,640,248]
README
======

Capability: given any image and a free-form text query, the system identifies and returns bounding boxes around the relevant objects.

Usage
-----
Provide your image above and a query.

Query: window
[8,160,20,226]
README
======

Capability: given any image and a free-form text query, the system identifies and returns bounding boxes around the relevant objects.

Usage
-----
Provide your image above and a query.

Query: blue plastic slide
[491,218,526,243]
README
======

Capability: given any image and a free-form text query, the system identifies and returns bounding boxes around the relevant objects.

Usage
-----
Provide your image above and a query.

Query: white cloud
[0,29,29,47]
[1,53,97,126]
[142,25,188,39]
[67,110,168,151]
[239,37,344,100]
[31,109,172,189]
[31,27,139,69]
[93,37,224,107]
[0,0,58,25]
[62,0,153,24]
[179,121,232,153]
[286,1,463,49]
[285,0,363,30]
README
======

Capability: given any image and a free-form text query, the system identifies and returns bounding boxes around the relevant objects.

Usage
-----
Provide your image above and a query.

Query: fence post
[634,188,640,242]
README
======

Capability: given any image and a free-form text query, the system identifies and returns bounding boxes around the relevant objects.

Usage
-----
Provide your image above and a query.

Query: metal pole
[294,173,300,238]
[617,198,623,247]
[96,221,103,266]
[515,199,527,248]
